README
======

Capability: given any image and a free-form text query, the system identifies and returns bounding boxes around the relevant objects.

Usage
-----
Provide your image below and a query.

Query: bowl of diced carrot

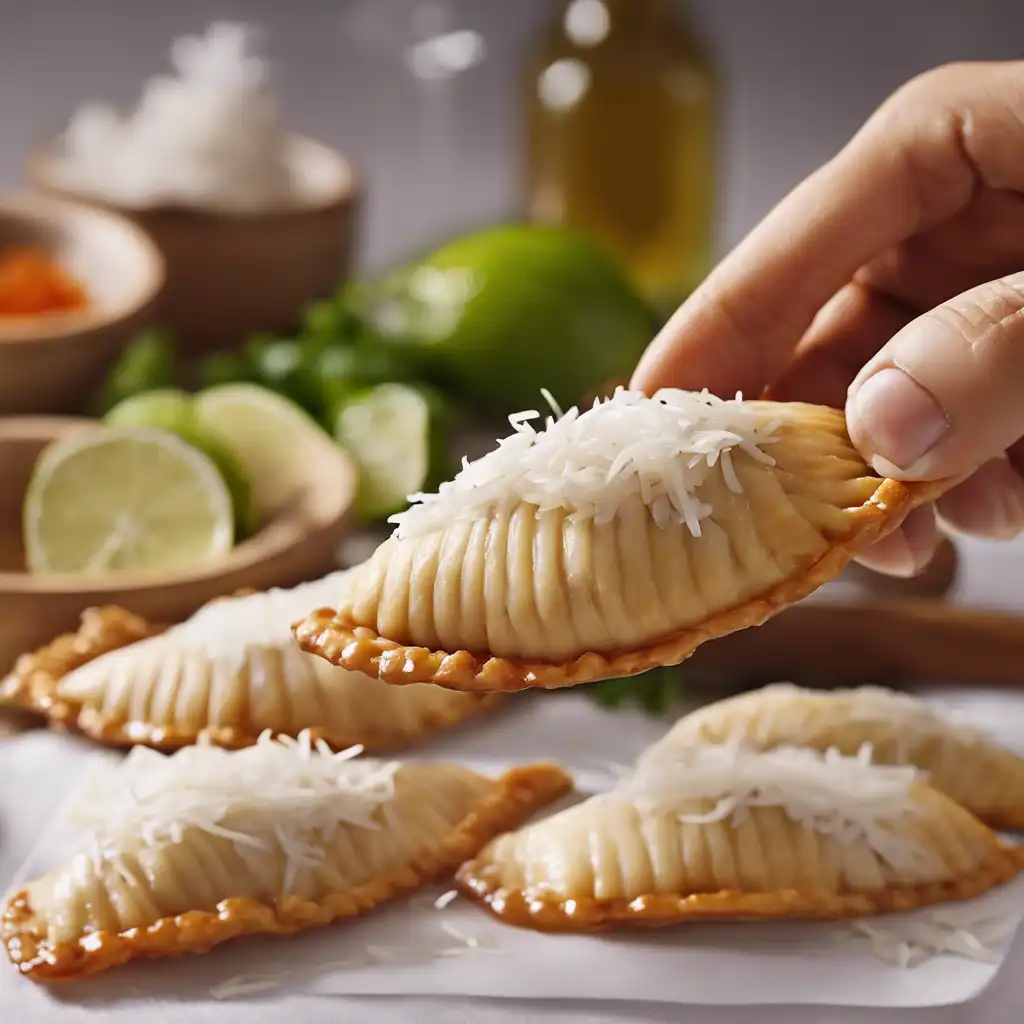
[0,191,165,415]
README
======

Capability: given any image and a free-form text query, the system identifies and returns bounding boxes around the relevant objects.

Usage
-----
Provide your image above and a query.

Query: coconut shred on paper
[4,715,1024,1012]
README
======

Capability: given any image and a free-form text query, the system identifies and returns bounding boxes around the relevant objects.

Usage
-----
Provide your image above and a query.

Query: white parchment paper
[1,691,1022,1017]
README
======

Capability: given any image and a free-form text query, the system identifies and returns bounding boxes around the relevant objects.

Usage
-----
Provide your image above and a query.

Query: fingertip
[935,459,1024,540]
[854,505,938,578]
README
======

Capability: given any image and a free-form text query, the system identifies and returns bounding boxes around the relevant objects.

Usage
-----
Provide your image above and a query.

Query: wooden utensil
[688,596,1024,687]
[0,415,357,677]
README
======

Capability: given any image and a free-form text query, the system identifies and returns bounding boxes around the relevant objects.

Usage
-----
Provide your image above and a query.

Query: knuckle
[863,66,977,224]
[887,62,981,109]
[933,274,1024,362]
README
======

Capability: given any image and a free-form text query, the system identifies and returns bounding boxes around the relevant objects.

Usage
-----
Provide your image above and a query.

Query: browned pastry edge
[0,604,502,753]
[455,840,1024,933]
[292,477,951,693]
[1,762,573,982]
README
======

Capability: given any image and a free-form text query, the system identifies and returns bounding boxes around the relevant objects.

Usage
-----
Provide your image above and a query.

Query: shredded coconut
[389,387,781,539]
[833,685,987,746]
[754,683,987,747]
[52,23,298,211]
[70,730,400,889]
[852,903,1020,968]
[59,571,353,690]
[434,889,460,909]
[626,742,933,871]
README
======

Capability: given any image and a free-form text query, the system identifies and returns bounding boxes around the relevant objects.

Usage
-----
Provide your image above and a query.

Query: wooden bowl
[0,192,165,415]
[0,416,357,676]
[28,136,360,358]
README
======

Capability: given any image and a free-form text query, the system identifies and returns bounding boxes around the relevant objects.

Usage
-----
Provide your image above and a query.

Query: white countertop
[2,534,1022,1023]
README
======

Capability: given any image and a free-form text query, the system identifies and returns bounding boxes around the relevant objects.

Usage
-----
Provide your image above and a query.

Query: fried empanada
[651,683,1024,830]
[456,743,1021,932]
[0,574,500,752]
[293,390,946,693]
[2,733,572,981]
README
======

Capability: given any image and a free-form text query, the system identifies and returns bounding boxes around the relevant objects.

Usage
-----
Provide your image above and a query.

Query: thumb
[846,272,1024,481]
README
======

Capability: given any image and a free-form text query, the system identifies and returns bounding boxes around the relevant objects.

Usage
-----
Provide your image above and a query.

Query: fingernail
[851,367,950,474]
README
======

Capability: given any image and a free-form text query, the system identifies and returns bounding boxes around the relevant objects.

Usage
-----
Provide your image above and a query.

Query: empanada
[457,743,1021,932]
[293,389,946,693]
[0,574,500,752]
[2,733,572,981]
[651,683,1024,830]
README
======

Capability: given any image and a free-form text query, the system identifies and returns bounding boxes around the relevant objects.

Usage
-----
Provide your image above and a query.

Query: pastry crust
[654,683,1024,831]
[457,847,1023,933]
[455,749,1023,934]
[2,762,572,982]
[0,596,501,753]
[294,476,948,694]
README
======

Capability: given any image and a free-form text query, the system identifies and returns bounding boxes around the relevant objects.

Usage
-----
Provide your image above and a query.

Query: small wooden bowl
[0,416,357,676]
[0,192,165,415]
[28,136,360,357]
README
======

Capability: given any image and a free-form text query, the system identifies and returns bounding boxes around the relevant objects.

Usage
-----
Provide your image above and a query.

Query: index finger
[630,60,1024,398]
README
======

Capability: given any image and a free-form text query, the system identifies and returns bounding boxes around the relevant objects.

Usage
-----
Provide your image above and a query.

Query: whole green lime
[349,225,657,419]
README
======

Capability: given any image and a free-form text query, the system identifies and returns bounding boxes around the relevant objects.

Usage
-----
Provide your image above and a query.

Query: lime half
[104,390,259,539]
[24,428,234,575]
[194,383,347,517]
[334,383,447,521]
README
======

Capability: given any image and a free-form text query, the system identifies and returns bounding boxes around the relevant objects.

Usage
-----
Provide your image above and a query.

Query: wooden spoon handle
[688,598,1024,687]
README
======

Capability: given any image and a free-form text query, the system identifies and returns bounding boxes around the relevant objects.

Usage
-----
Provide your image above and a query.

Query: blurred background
[2,0,1021,270]
[1,0,1022,694]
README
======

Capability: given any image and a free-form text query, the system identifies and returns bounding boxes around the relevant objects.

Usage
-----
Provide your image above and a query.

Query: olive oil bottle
[526,0,717,313]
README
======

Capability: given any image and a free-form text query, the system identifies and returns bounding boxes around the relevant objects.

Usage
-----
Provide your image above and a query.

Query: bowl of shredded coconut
[28,22,359,355]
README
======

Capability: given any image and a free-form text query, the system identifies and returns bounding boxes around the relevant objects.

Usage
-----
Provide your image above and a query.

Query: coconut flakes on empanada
[651,683,1024,830]
[0,573,500,752]
[1,733,572,982]
[456,743,1021,933]
[293,388,948,693]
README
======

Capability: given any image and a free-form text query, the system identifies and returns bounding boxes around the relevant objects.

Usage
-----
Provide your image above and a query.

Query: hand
[631,61,1024,577]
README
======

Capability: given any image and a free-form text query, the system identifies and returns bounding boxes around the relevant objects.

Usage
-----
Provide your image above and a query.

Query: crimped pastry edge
[293,477,949,694]
[2,762,573,982]
[455,840,1024,933]
[0,603,502,753]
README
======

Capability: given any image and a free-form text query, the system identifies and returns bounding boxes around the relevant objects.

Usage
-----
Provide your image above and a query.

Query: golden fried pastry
[294,389,946,693]
[457,743,1021,932]
[0,574,500,752]
[651,683,1024,831]
[2,733,572,981]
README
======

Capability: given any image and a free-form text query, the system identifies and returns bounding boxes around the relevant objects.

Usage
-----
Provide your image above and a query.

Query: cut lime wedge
[24,428,234,575]
[194,383,345,517]
[334,383,448,521]
[104,389,258,539]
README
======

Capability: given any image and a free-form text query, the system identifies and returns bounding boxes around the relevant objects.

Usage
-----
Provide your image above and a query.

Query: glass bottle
[525,0,717,314]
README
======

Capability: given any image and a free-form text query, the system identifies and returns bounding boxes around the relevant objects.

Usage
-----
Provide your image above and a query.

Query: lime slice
[334,383,448,521]
[105,390,259,539]
[194,383,344,517]
[24,428,234,575]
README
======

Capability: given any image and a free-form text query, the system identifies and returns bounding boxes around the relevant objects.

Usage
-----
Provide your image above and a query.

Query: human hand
[631,61,1024,577]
